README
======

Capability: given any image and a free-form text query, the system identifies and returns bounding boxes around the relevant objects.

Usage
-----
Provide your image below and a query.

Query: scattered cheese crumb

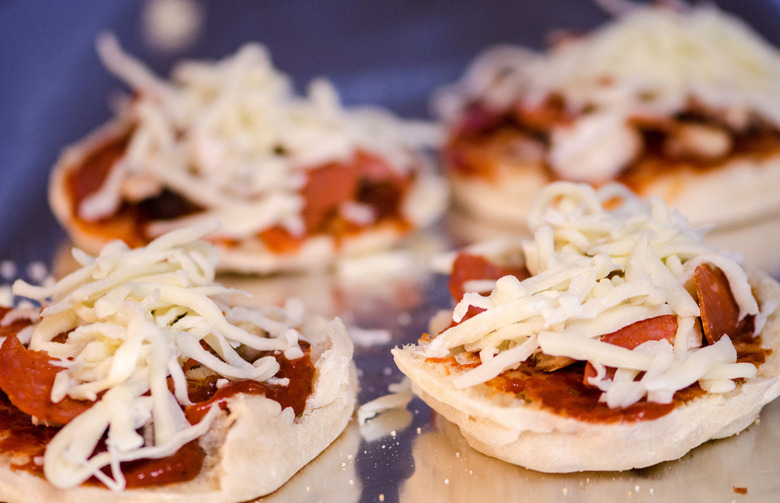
[26,261,49,283]
[142,0,204,53]
[337,250,417,285]
[348,326,392,348]
[397,311,412,326]
[0,260,16,280]
[358,378,414,441]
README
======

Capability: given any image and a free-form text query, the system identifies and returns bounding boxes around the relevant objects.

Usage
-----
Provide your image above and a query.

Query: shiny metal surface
[4,2,780,502]
[214,221,780,503]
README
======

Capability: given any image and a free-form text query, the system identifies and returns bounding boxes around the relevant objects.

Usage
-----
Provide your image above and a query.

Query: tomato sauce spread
[446,102,780,183]
[113,440,204,488]
[431,324,766,424]
[0,386,193,489]
[0,315,317,488]
[65,130,205,248]
[495,361,700,423]
[66,130,412,251]
[184,344,316,424]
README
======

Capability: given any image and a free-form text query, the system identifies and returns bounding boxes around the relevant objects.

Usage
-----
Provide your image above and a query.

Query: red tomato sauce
[184,345,315,424]
[445,100,780,186]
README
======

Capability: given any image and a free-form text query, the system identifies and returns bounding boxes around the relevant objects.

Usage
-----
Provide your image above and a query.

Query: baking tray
[215,242,780,503]
[3,1,780,502]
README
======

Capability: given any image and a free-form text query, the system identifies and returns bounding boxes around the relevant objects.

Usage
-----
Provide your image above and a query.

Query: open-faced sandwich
[393,181,780,472]
[0,223,356,502]
[433,3,780,269]
[49,35,447,274]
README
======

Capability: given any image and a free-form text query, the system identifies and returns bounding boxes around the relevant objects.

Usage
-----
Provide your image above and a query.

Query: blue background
[1,0,778,267]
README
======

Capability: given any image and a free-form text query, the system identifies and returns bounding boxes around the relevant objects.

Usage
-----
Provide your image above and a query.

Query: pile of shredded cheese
[434,4,780,180]
[5,223,321,491]
[421,182,775,408]
[82,35,441,240]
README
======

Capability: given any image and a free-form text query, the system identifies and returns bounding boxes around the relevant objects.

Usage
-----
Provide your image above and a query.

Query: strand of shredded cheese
[421,182,768,408]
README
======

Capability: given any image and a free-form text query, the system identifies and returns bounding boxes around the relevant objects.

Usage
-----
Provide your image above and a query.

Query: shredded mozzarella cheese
[435,5,780,181]
[421,182,766,408]
[85,35,441,241]
[7,223,322,490]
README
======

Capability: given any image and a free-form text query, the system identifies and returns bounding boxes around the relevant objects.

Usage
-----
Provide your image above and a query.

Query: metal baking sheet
[217,250,780,503]
[3,1,780,502]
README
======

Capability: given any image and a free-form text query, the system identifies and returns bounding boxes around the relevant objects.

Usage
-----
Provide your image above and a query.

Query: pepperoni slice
[260,150,410,251]
[695,263,746,345]
[303,150,409,228]
[300,161,362,232]
[583,315,678,385]
[599,315,678,349]
[449,253,530,302]
[0,334,92,426]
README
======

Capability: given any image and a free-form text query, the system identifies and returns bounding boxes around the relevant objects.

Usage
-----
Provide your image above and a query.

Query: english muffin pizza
[393,182,780,472]
[0,223,356,502]
[434,4,780,251]
[50,35,447,274]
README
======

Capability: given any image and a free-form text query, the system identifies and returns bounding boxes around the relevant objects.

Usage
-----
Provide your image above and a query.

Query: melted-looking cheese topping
[434,5,780,180]
[422,182,770,408]
[82,35,442,239]
[7,223,327,491]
